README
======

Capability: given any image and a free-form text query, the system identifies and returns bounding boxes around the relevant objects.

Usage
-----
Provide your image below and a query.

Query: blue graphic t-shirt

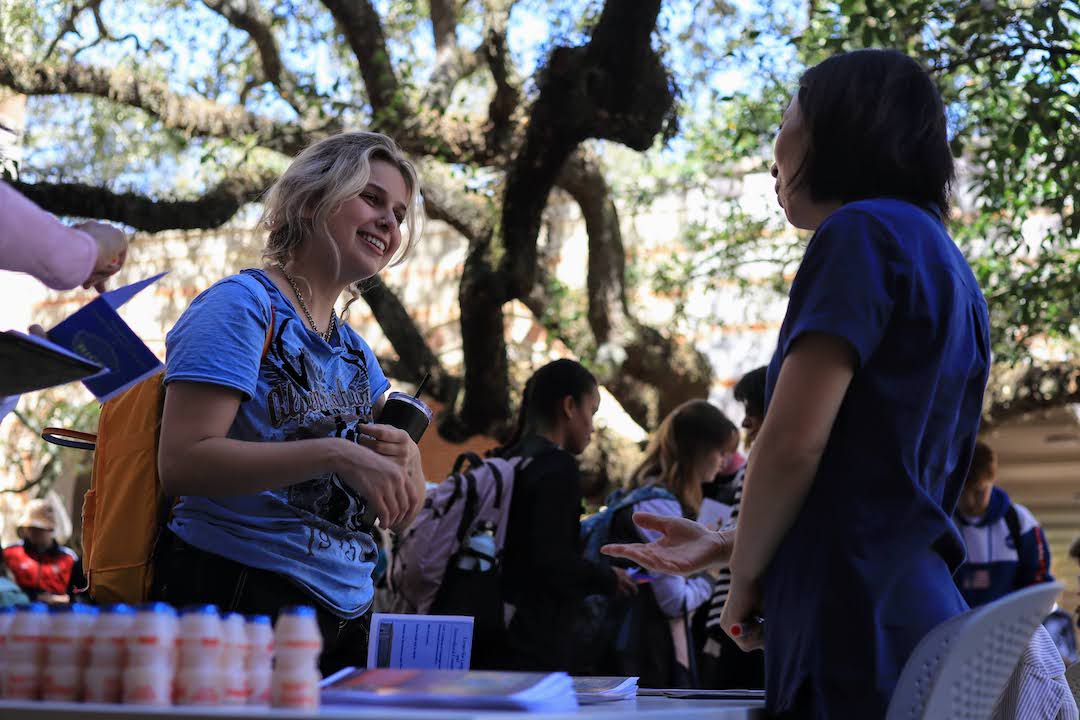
[164,269,390,618]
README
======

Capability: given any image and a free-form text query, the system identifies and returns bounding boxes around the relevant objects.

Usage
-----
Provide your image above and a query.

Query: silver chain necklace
[277,263,337,342]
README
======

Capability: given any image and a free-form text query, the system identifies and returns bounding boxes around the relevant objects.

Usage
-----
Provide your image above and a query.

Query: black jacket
[500,435,616,670]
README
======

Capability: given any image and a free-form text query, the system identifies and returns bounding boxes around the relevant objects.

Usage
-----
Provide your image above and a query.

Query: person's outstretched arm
[0,182,127,290]
[602,513,734,574]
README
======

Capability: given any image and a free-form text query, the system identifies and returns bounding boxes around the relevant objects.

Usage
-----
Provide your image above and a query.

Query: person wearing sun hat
[2,498,84,603]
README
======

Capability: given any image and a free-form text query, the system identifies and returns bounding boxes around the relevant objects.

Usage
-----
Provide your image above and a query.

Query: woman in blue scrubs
[604,49,990,717]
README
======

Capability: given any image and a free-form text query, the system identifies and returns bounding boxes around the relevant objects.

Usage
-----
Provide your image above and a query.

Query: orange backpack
[43,298,275,605]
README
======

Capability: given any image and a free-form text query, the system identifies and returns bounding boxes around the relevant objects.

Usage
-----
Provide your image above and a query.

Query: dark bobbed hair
[493,359,598,456]
[795,49,955,212]
[733,366,768,418]
[965,441,996,485]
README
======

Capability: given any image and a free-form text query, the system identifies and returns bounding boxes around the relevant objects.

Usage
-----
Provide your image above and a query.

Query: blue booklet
[0,330,104,396]
[44,272,167,401]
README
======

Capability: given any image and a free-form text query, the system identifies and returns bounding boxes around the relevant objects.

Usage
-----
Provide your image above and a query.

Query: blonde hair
[628,400,737,513]
[260,132,423,309]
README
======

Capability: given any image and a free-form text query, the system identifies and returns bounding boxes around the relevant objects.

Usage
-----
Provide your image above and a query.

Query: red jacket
[3,541,83,598]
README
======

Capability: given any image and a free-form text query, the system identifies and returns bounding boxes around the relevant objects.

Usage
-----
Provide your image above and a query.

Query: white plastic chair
[886,582,1064,720]
[1066,660,1080,706]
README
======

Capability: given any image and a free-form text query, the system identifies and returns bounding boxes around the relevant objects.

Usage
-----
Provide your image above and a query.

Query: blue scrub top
[761,199,990,717]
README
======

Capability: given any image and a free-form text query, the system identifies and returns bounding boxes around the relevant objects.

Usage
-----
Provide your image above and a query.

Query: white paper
[698,498,733,530]
[367,613,474,671]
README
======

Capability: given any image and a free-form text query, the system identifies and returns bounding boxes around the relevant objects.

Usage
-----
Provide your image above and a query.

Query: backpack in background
[574,484,678,674]
[387,451,526,616]
[580,484,677,567]
[388,451,530,668]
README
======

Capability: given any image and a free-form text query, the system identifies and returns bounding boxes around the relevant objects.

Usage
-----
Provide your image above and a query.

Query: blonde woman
[600,400,737,687]
[156,132,426,674]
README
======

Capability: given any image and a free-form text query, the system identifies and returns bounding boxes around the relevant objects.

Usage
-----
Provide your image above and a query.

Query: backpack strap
[40,427,97,452]
[452,452,485,474]
[456,471,480,544]
[1004,503,1023,554]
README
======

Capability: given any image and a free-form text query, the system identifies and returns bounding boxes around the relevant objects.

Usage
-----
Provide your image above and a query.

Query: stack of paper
[572,676,638,704]
[321,669,578,712]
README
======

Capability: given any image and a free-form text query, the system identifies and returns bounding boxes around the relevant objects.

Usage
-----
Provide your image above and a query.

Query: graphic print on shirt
[261,315,379,546]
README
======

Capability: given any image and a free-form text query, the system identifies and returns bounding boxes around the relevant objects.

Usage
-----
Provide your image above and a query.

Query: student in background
[602,400,737,688]
[954,441,1054,608]
[698,366,768,690]
[155,132,426,674]
[3,498,84,604]
[496,359,637,672]
[0,181,128,291]
[604,49,991,717]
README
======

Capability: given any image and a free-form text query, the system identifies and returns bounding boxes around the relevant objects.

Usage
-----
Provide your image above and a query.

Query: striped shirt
[705,465,745,633]
[992,625,1078,720]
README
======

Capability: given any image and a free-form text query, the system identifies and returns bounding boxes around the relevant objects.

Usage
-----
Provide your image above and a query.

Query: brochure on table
[47,272,167,401]
[367,613,474,671]
[321,668,578,712]
[572,676,639,704]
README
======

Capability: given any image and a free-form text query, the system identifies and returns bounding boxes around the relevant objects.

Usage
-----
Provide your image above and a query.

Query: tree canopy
[1,0,1077,437]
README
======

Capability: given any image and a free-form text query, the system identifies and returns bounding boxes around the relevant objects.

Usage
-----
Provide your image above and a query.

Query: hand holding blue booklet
[24,273,166,401]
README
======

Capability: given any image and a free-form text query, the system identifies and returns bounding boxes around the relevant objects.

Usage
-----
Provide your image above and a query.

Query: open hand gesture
[601,512,734,576]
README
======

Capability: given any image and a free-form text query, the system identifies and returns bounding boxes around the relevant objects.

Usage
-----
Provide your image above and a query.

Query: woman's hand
[601,512,734,576]
[719,574,765,651]
[357,423,426,531]
[77,221,128,291]
[334,438,413,529]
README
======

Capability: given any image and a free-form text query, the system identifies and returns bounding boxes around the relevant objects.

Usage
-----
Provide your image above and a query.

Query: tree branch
[480,0,519,155]
[457,237,512,436]
[497,0,674,299]
[0,52,311,155]
[556,149,630,345]
[10,170,276,231]
[985,361,1080,425]
[454,0,677,437]
[360,276,457,404]
[419,165,492,243]
[423,45,482,115]
[200,0,308,115]
[43,0,104,60]
[319,0,400,125]
[429,0,458,55]
[556,149,712,428]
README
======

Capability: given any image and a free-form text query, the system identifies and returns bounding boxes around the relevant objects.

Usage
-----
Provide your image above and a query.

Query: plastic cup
[377,392,432,443]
